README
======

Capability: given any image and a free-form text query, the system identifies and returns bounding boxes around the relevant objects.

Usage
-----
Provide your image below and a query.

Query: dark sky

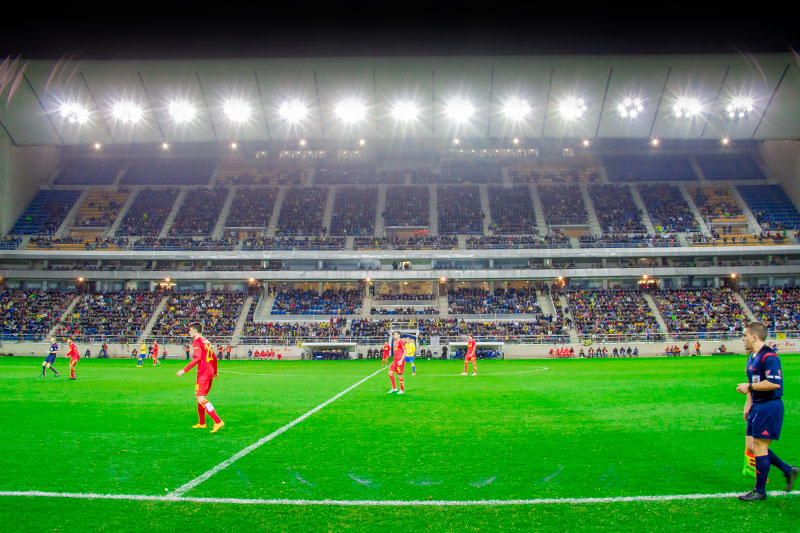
[2,12,797,60]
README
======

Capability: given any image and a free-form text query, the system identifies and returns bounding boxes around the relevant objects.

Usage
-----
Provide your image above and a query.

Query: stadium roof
[1,53,798,146]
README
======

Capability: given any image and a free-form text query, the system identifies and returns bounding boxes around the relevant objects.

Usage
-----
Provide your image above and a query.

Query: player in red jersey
[152,340,161,366]
[177,322,225,433]
[382,342,391,367]
[462,334,477,375]
[67,338,80,380]
[387,331,405,394]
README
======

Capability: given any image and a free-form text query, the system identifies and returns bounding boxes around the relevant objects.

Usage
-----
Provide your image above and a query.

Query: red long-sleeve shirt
[183,336,218,382]
[68,342,80,361]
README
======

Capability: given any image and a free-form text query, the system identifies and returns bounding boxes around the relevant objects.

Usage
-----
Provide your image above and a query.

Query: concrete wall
[759,140,800,212]
[0,139,62,234]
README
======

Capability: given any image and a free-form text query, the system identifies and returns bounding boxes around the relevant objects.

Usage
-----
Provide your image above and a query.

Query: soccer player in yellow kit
[404,336,417,376]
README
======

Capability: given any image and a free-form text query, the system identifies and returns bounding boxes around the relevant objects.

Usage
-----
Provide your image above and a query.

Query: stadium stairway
[733,291,758,322]
[322,186,336,237]
[729,186,763,234]
[252,293,276,322]
[457,235,467,249]
[558,294,580,344]
[438,296,449,317]
[479,184,492,235]
[47,294,83,338]
[579,183,602,235]
[529,184,548,233]
[361,296,373,316]
[428,185,438,235]
[266,187,287,237]
[629,184,657,234]
[501,166,511,187]
[678,183,711,237]
[536,289,555,318]
[643,293,672,340]
[107,188,140,236]
[231,295,254,344]
[138,295,169,342]
[212,186,237,239]
[54,189,90,237]
[375,185,387,236]
[158,188,188,238]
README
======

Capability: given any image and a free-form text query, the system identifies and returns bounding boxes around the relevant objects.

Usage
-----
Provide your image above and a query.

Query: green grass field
[2,356,800,532]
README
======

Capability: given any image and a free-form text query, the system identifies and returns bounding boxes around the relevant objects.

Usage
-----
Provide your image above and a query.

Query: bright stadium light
[299,139,307,146]
[445,98,474,122]
[582,139,591,147]
[617,97,644,118]
[651,138,660,147]
[335,99,366,124]
[502,97,531,120]
[358,138,366,146]
[168,100,196,124]
[722,137,730,145]
[725,96,754,120]
[93,143,102,151]
[512,138,520,145]
[558,97,587,120]
[278,100,307,123]
[391,100,420,122]
[230,142,238,150]
[223,99,251,123]
[112,101,143,124]
[453,138,461,145]
[59,102,90,125]
[161,143,170,151]
[673,97,702,119]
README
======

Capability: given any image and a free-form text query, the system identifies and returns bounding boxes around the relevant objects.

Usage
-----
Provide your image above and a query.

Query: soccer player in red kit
[462,334,477,375]
[177,322,225,433]
[67,338,80,380]
[388,331,405,394]
[382,342,391,367]
[152,340,160,366]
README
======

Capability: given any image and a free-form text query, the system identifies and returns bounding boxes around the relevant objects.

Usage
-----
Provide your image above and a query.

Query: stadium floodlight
[358,138,366,146]
[223,99,251,123]
[391,100,420,122]
[299,139,307,146]
[59,102,90,125]
[278,100,307,123]
[335,99,366,124]
[651,138,660,147]
[672,97,702,118]
[93,143,102,151]
[617,97,644,118]
[582,139,591,147]
[502,97,531,120]
[161,143,170,151]
[722,137,730,145]
[725,96,754,119]
[512,138,520,145]
[558,97,587,120]
[445,98,474,123]
[230,142,238,150]
[168,100,196,124]
[453,138,461,145]
[112,101,144,124]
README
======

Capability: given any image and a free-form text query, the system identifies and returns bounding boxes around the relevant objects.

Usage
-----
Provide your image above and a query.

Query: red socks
[390,374,396,389]
[399,377,404,392]
[201,400,222,424]
[197,403,206,424]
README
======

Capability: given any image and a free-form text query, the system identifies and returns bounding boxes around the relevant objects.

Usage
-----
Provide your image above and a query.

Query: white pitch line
[1,490,798,506]
[167,366,386,498]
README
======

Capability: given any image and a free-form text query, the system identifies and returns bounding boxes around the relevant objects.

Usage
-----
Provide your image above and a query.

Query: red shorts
[195,379,214,396]
[389,361,405,375]
[466,355,476,362]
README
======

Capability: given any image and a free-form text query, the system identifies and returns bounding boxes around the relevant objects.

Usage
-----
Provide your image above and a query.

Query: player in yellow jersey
[404,336,417,376]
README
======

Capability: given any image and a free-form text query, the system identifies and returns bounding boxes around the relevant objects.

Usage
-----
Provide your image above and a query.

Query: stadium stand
[603,155,696,181]
[240,319,346,343]
[383,186,429,227]
[578,233,679,248]
[217,166,305,186]
[589,184,646,233]
[566,289,664,341]
[275,187,328,235]
[330,187,377,235]
[11,190,82,235]
[354,235,456,250]
[117,188,179,236]
[56,291,161,342]
[315,168,405,185]
[121,159,214,185]
[271,289,362,315]
[466,233,570,249]
[652,288,747,339]
[509,166,599,183]
[53,159,124,185]
[0,290,75,340]
[740,287,800,331]
[224,187,278,229]
[242,236,345,250]
[638,184,699,232]
[738,184,800,230]
[538,185,588,225]
[152,291,246,342]
[169,187,228,236]
[695,153,765,180]
[73,189,129,228]
[437,185,483,234]
[448,287,544,315]
[488,186,536,234]
[688,185,746,229]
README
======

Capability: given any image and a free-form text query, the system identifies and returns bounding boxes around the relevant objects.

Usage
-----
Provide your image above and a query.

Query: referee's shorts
[747,400,784,441]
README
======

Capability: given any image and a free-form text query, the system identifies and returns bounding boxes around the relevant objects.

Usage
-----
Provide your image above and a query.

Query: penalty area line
[167,366,386,498]
[1,490,798,506]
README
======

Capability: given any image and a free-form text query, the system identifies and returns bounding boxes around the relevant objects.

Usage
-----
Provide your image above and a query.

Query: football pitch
[2,356,799,532]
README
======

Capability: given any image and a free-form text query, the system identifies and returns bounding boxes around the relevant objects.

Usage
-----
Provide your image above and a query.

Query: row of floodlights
[59,95,756,127]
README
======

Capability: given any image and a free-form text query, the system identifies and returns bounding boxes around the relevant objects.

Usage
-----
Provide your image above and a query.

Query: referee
[736,322,798,501]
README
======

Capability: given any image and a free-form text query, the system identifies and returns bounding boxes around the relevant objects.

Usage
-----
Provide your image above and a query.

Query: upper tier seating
[695,153,765,181]
[54,159,124,185]
[438,186,483,234]
[604,155,696,181]
[589,184,646,233]
[383,186,429,227]
[225,187,278,228]
[121,159,214,186]
[117,188,179,236]
[488,186,536,234]
[169,188,228,236]
[738,184,800,230]
[275,187,328,235]
[330,187,377,235]
[11,190,82,235]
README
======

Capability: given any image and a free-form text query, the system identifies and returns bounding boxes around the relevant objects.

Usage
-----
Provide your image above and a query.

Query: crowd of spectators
[217,168,305,186]
[354,235,457,250]
[28,236,129,250]
[638,185,699,233]
[437,186,484,234]
[416,318,568,343]
[56,291,160,342]
[509,167,599,183]
[315,169,404,185]
[413,165,501,184]
[152,291,246,342]
[466,233,570,249]
[375,293,435,301]
[565,289,664,341]
[240,318,346,341]
[11,190,83,235]
[225,187,278,228]
[578,233,680,248]
[741,287,800,331]
[275,187,328,235]
[488,186,536,234]
[383,186,429,227]
[689,231,789,246]
[330,187,377,235]
[653,288,747,338]
[589,185,646,233]
[169,188,228,236]
[242,236,345,250]
[73,189,129,228]
[310,349,349,360]
[448,287,544,315]
[371,306,438,315]
[132,236,237,250]
[271,289,362,315]
[539,185,588,225]
[689,186,743,223]
[0,235,21,250]
[118,188,179,236]
[0,290,76,340]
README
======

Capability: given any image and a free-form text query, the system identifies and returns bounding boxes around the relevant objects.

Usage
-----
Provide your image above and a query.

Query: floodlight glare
[725,96,754,120]
[299,139,307,146]
[168,100,196,124]
[722,137,730,145]
[558,97,587,120]
[59,103,89,125]
[651,138,660,147]
[502,97,531,120]
[617,97,644,118]
[230,142,238,150]
[93,143,102,151]
[335,99,366,124]
[582,139,590,147]
[358,138,366,146]
[391,100,419,122]
[279,100,307,123]
[453,138,461,145]
[112,102,143,124]
[673,97,701,118]
[445,98,474,122]
[512,138,520,145]
[223,100,251,122]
